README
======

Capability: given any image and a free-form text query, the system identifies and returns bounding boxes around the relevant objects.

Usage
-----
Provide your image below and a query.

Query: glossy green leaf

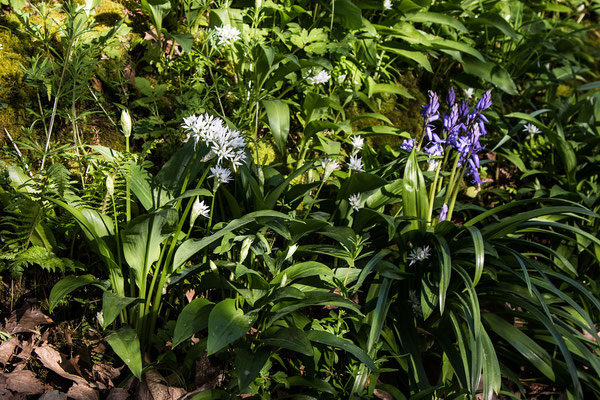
[173,298,214,348]
[270,261,333,285]
[407,12,468,33]
[174,211,291,270]
[106,326,143,379]
[263,99,290,155]
[49,274,96,312]
[102,291,140,329]
[261,327,314,356]
[235,347,270,391]
[207,299,254,355]
[306,330,376,371]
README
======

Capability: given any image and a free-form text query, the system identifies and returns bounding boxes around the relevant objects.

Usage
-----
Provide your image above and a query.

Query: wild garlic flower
[407,246,431,266]
[347,155,365,172]
[349,193,361,212]
[321,157,340,180]
[210,165,232,185]
[523,123,540,139]
[182,113,247,171]
[464,88,474,99]
[350,135,364,152]
[383,0,393,9]
[307,70,331,85]
[214,25,241,46]
[191,198,210,226]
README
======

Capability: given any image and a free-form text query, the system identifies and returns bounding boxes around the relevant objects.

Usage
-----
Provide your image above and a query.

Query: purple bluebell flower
[439,203,448,222]
[422,91,440,122]
[401,138,416,152]
[443,104,460,134]
[476,90,492,112]
[458,100,470,119]
[424,142,444,157]
[466,160,484,185]
[446,87,455,106]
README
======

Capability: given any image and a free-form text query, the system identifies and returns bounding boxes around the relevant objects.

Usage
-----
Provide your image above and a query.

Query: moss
[248,140,278,165]
[0,18,35,139]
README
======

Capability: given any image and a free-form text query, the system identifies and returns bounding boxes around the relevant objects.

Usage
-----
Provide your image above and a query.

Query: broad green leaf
[122,209,176,286]
[367,77,414,99]
[286,376,336,394]
[379,45,432,72]
[430,38,485,62]
[140,0,171,33]
[235,348,271,391]
[49,274,96,312]
[334,0,362,29]
[106,326,143,379]
[102,292,140,329]
[469,13,520,39]
[172,298,214,348]
[406,12,468,33]
[174,211,291,270]
[263,100,290,155]
[207,299,254,355]
[261,327,313,356]
[128,162,154,211]
[306,330,376,371]
[271,261,333,285]
[460,56,517,95]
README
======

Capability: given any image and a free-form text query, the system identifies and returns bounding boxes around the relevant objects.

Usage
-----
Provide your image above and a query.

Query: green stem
[427,159,443,224]
[303,179,326,220]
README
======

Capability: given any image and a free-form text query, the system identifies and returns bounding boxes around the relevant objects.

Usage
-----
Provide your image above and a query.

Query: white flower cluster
[182,114,247,187]
[214,25,241,46]
[307,69,331,85]
[407,246,431,266]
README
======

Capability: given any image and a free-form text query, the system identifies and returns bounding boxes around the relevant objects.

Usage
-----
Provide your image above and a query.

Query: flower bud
[106,175,114,196]
[121,109,132,138]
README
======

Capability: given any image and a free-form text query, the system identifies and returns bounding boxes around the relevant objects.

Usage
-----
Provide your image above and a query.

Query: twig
[4,128,33,177]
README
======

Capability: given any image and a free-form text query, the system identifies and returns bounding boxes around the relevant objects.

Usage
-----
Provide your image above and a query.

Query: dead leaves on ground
[0,305,121,399]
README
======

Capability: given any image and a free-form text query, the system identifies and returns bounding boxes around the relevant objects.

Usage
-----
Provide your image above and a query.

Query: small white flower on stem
[407,246,431,266]
[523,122,541,140]
[214,25,241,46]
[210,165,232,185]
[347,155,365,172]
[321,157,340,180]
[464,88,474,99]
[307,70,331,85]
[383,0,393,10]
[349,193,361,212]
[350,135,364,153]
[190,197,210,226]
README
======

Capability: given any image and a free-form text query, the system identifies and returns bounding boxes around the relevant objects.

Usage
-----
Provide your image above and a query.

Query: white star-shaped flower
[347,155,365,172]
[407,246,431,266]
[349,193,361,212]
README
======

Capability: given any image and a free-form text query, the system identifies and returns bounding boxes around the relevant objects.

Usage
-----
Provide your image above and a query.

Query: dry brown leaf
[4,369,44,395]
[15,338,34,362]
[66,382,99,400]
[137,369,186,400]
[373,388,393,400]
[107,387,131,400]
[0,337,18,366]
[93,362,122,387]
[39,390,68,400]
[5,307,53,334]
[34,344,89,386]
